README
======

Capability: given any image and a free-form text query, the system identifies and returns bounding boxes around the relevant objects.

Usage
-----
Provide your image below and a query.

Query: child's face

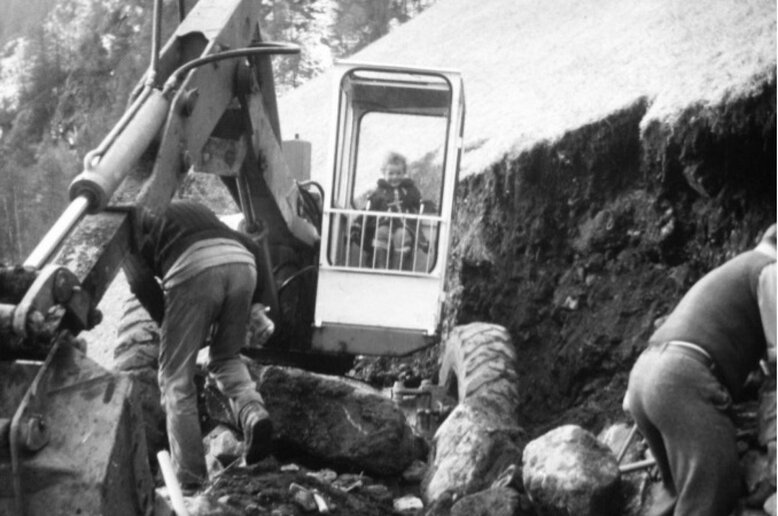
[384,163,406,187]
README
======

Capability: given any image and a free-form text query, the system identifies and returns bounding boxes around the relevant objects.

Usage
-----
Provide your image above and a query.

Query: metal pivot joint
[0,265,95,360]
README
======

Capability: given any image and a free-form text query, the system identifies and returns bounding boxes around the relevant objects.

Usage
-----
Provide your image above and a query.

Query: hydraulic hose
[162,43,300,96]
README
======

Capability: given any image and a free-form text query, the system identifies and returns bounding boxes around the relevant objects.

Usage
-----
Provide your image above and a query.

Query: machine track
[113,294,167,459]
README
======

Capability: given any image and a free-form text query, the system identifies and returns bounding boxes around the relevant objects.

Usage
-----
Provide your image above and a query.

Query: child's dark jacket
[367,178,422,220]
[350,178,422,249]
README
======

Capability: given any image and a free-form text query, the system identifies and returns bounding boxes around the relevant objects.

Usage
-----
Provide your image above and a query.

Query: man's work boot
[239,401,273,464]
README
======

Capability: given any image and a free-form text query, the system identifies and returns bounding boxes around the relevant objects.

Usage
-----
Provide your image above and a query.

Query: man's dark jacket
[126,201,264,324]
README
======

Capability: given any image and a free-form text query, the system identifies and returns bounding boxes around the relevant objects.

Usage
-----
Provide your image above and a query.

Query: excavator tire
[438,322,520,405]
[113,294,167,461]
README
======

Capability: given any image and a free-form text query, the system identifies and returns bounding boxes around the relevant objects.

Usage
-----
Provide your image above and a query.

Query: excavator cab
[313,62,465,356]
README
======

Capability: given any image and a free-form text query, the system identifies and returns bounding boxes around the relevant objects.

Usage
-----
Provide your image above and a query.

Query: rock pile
[517,376,776,516]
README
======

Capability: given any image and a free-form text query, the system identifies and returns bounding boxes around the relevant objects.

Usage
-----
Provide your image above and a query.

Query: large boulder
[422,399,523,504]
[522,424,621,516]
[255,365,419,475]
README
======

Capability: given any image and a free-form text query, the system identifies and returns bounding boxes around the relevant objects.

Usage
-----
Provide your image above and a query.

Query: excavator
[0,0,465,514]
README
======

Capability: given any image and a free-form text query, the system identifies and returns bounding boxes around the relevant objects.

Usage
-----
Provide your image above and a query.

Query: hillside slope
[279,0,775,180]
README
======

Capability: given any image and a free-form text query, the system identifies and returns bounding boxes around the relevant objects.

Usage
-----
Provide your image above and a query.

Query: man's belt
[658,340,722,384]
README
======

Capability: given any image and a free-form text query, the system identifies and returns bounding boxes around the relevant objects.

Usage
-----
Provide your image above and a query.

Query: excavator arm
[42,0,316,325]
[0,0,317,513]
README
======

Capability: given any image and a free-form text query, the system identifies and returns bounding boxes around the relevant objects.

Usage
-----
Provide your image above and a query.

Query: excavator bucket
[0,339,153,516]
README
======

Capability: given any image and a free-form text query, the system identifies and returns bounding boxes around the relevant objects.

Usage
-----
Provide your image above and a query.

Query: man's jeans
[625,343,738,516]
[160,262,263,484]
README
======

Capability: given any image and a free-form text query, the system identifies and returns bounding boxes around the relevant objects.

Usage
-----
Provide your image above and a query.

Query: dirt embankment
[445,81,776,437]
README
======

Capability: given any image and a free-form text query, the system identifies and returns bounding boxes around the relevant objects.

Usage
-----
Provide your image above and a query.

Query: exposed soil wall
[445,81,776,436]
